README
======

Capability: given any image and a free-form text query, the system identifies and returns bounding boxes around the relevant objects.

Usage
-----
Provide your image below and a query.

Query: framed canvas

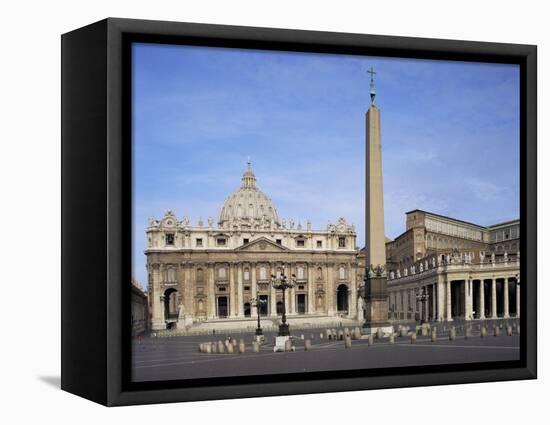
[61,18,537,406]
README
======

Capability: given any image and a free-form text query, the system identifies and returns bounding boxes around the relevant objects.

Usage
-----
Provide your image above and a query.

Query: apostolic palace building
[144,162,520,332]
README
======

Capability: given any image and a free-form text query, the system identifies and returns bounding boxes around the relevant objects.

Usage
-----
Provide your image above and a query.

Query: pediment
[236,237,289,252]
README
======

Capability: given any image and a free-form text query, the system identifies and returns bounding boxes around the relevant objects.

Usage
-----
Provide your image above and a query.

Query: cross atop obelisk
[367,66,376,105]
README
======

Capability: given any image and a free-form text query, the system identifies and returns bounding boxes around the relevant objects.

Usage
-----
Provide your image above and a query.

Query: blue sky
[132,43,520,287]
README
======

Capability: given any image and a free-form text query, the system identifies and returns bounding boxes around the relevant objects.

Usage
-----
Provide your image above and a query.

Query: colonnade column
[503,277,510,318]
[151,263,165,329]
[250,263,257,317]
[516,283,520,318]
[307,264,315,314]
[446,280,452,321]
[437,277,445,321]
[237,263,244,318]
[465,279,473,320]
[479,280,485,319]
[432,283,437,321]
[491,278,497,319]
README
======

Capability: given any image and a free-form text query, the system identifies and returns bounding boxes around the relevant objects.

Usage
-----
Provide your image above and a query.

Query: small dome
[219,161,279,228]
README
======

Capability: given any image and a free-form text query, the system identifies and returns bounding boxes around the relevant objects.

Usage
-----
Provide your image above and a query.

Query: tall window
[196,238,203,247]
[339,266,345,280]
[338,237,346,248]
[165,233,175,245]
[166,268,176,283]
[216,237,226,246]
[296,239,305,247]
[316,240,322,248]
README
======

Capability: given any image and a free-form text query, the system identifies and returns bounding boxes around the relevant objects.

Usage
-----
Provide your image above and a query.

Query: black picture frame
[61,17,537,406]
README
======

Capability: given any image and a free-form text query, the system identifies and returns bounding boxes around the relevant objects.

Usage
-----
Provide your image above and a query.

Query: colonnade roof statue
[218,159,280,229]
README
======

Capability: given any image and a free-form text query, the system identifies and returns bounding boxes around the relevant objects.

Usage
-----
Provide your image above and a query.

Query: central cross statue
[367,66,376,105]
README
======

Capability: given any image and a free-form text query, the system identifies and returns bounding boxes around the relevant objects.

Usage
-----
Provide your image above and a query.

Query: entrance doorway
[337,284,348,313]
[296,294,306,314]
[217,296,228,318]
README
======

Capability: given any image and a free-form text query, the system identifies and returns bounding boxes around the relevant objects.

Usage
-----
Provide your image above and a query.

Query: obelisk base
[362,276,392,336]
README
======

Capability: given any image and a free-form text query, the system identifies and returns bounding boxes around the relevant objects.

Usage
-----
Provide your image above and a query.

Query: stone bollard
[449,327,456,341]
[494,326,500,337]
[232,339,238,348]
[252,341,260,353]
[411,332,416,344]
[198,343,204,353]
[227,342,234,353]
[300,334,304,340]
[376,328,383,340]
[367,334,374,346]
[400,327,407,338]
[507,325,513,336]
[465,326,472,339]
[320,333,324,340]
[389,333,395,344]
[206,342,212,353]
[499,323,503,329]
[211,341,218,353]
[344,336,352,349]
[481,327,487,337]
[326,330,332,340]
[218,341,226,354]
[354,328,362,340]
[421,324,428,336]
[284,339,293,352]
[338,330,344,341]
[304,339,312,351]
[431,329,437,342]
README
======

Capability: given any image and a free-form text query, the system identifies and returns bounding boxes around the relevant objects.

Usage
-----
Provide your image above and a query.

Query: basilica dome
[219,162,280,229]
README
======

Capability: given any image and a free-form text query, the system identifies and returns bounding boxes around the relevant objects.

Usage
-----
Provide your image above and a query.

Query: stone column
[207,263,216,319]
[250,263,258,317]
[151,263,165,329]
[465,279,473,320]
[229,263,236,318]
[288,263,295,315]
[327,264,335,315]
[479,280,485,319]
[307,264,315,314]
[270,263,277,317]
[446,280,452,321]
[349,263,357,318]
[432,283,437,321]
[437,277,445,321]
[237,263,244,318]
[516,283,520,318]
[503,277,510,318]
[491,278,497,319]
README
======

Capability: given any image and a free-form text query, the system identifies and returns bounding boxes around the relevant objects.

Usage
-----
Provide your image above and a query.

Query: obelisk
[363,67,392,335]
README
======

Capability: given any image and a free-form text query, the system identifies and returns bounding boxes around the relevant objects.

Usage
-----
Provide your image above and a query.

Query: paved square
[132,324,520,382]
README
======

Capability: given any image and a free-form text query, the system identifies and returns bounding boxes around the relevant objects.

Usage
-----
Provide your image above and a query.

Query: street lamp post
[251,297,267,336]
[415,287,430,324]
[270,270,297,336]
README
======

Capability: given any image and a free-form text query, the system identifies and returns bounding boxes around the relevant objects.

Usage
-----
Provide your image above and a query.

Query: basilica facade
[145,163,360,330]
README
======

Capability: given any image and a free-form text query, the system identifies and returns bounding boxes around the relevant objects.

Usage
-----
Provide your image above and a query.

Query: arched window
[197,268,203,281]
[218,267,226,279]
[248,204,254,216]
[339,266,345,280]
[260,266,267,280]
[317,267,323,280]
